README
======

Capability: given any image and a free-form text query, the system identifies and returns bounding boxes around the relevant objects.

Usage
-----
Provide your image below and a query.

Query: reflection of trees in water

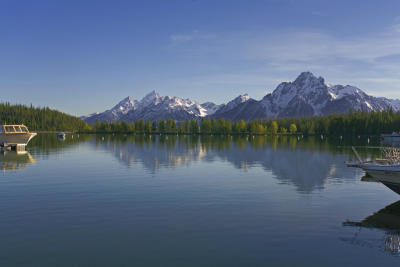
[90,135,374,193]
[343,200,400,255]
[27,134,381,192]
[19,134,382,191]
[1,133,95,170]
[28,133,93,158]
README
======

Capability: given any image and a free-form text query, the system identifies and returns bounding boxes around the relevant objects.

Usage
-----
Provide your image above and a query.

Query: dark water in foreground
[1,134,399,266]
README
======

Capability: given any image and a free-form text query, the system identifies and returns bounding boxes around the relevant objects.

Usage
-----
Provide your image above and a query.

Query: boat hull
[366,171,400,195]
[363,164,400,172]
[0,133,37,146]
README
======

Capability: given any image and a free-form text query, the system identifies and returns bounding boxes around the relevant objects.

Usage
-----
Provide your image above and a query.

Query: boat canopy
[1,125,30,134]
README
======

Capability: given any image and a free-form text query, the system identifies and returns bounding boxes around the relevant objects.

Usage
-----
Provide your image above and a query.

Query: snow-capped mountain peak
[82,72,400,123]
[228,94,250,106]
[212,93,251,115]
[268,72,330,113]
[84,91,222,122]
[139,90,162,107]
[112,96,137,114]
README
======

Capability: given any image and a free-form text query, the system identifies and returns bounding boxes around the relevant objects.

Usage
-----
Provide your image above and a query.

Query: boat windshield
[5,126,15,132]
[20,126,28,132]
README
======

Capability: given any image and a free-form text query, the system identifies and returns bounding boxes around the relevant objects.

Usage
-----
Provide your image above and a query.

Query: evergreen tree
[158,120,166,134]
[0,102,91,132]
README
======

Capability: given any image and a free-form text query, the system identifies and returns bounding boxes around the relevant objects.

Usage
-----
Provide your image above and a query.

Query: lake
[1,134,399,266]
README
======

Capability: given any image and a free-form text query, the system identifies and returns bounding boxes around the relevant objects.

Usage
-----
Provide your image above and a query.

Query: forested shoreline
[1,102,399,136]
[0,103,91,132]
[92,110,400,136]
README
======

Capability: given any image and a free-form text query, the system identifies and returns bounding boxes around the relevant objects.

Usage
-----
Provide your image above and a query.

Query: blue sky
[1,0,400,116]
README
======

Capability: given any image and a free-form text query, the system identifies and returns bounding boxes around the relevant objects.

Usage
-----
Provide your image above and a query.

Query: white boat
[363,163,400,173]
[362,149,400,173]
[347,145,400,194]
[58,132,66,140]
[361,148,400,194]
[0,125,37,147]
[381,132,400,139]
[381,132,400,146]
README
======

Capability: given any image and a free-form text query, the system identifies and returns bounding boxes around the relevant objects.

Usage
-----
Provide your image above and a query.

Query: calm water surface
[1,134,399,266]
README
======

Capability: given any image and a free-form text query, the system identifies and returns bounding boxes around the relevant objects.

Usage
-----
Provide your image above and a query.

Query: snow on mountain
[259,72,399,118]
[220,94,250,112]
[123,94,214,121]
[83,91,220,122]
[209,94,256,120]
[83,96,138,123]
[386,98,400,111]
[211,72,400,121]
[200,102,221,116]
[114,96,137,114]
[210,94,250,115]
[136,91,162,109]
[83,72,400,123]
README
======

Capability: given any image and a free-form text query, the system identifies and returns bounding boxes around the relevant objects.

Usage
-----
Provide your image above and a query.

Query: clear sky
[1,0,400,116]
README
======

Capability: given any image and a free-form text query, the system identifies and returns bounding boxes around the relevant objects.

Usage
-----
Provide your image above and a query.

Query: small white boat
[0,125,37,147]
[58,132,66,140]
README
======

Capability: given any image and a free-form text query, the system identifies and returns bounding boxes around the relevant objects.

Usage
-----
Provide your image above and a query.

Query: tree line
[0,102,91,132]
[93,118,296,135]
[92,110,400,136]
[1,102,399,136]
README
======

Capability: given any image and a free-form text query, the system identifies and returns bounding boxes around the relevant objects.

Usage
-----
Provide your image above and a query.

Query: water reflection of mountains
[93,135,368,193]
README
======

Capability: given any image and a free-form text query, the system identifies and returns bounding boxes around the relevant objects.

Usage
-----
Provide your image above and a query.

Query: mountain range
[82,72,400,123]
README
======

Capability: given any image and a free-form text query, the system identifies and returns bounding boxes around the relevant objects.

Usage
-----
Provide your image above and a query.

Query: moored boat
[347,145,400,194]
[58,132,66,140]
[381,132,400,139]
[0,125,37,147]
[381,132,400,146]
